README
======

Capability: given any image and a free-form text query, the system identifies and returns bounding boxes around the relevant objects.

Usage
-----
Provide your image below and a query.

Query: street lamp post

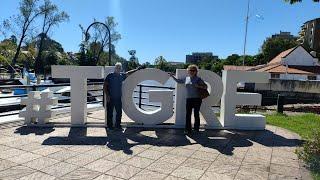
[85,22,112,66]
[242,0,250,66]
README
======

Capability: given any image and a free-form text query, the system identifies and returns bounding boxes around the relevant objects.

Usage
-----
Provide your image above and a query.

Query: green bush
[297,129,320,177]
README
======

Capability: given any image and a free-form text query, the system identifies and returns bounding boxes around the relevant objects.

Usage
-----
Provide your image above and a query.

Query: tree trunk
[11,33,25,79]
[35,34,45,75]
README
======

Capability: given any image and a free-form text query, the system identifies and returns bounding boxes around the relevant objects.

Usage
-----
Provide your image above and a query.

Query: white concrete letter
[220,70,269,130]
[198,70,223,128]
[174,69,188,127]
[122,68,173,125]
[51,66,104,125]
[174,69,223,128]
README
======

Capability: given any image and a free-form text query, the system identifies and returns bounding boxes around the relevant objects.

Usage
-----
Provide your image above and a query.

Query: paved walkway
[0,116,310,180]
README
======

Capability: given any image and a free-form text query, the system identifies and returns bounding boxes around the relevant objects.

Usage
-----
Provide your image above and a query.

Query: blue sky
[0,0,319,63]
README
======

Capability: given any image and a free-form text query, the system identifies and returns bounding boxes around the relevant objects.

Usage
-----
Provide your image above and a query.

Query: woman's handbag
[197,78,210,99]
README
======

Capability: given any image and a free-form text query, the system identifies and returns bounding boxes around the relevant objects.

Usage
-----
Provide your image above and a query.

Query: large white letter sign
[122,68,173,125]
[198,70,223,128]
[174,69,187,127]
[52,66,104,126]
[220,70,269,130]
[174,69,223,128]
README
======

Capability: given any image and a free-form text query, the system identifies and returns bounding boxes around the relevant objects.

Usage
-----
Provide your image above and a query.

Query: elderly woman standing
[170,65,208,134]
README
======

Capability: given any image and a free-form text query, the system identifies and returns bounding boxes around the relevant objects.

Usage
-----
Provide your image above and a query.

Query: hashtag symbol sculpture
[19,91,58,125]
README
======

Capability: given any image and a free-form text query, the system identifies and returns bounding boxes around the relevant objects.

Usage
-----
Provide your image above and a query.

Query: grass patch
[266,113,320,139]
[266,113,320,179]
[313,172,320,180]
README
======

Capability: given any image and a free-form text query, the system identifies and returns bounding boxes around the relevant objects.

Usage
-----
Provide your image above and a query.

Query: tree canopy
[35,0,69,75]
[3,0,44,74]
[79,17,121,66]
[260,37,299,64]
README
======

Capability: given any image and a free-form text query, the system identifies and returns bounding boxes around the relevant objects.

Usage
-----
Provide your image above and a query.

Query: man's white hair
[115,62,122,67]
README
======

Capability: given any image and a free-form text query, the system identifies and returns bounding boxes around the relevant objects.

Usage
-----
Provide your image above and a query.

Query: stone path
[0,118,310,180]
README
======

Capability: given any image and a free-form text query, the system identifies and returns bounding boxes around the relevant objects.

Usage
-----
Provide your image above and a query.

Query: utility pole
[242,0,250,66]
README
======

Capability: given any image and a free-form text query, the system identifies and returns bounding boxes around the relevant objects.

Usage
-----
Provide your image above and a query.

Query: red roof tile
[268,47,295,64]
[223,65,254,71]
[256,65,320,75]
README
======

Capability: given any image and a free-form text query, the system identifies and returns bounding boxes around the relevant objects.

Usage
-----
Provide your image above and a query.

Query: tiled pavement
[0,120,310,180]
[0,110,311,179]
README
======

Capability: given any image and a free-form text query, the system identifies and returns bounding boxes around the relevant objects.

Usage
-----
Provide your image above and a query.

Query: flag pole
[243,0,250,67]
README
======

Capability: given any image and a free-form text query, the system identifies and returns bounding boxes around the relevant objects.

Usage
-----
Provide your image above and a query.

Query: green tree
[42,51,58,76]
[211,61,224,75]
[242,55,255,66]
[127,60,139,70]
[224,54,242,65]
[34,35,64,53]
[16,42,36,70]
[0,54,8,66]
[154,56,169,71]
[198,56,218,70]
[260,37,298,64]
[0,37,18,67]
[142,61,152,68]
[79,17,121,66]
[35,0,69,75]
[3,0,44,74]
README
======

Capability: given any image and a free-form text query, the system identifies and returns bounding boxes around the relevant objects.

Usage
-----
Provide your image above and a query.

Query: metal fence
[135,84,175,109]
[0,83,176,118]
[0,82,277,120]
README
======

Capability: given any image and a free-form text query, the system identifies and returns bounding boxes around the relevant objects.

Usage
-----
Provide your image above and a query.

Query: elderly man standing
[103,62,143,130]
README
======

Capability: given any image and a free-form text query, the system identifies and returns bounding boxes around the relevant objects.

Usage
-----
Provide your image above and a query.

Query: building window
[271,74,280,79]
[307,76,317,80]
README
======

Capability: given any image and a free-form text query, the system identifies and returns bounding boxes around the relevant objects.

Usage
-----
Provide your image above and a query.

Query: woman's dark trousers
[185,98,202,132]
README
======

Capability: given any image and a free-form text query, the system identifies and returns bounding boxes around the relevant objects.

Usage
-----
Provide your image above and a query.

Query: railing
[0,82,271,119]
[0,82,104,113]
[135,84,175,109]
[0,82,176,118]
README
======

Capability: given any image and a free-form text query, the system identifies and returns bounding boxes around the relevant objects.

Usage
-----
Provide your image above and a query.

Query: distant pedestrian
[170,65,208,134]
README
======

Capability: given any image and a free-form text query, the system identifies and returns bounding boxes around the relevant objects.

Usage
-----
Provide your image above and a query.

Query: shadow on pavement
[14,126,302,156]
[14,126,55,135]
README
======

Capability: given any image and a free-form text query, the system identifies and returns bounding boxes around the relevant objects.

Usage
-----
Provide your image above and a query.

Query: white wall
[255,79,320,93]
[279,74,309,81]
[282,46,318,66]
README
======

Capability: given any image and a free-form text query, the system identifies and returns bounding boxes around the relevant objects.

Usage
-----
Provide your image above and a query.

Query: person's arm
[169,73,185,84]
[125,66,146,77]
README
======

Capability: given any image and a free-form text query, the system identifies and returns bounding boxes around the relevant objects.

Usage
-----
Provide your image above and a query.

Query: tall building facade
[271,31,297,40]
[298,18,320,53]
[186,52,218,64]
